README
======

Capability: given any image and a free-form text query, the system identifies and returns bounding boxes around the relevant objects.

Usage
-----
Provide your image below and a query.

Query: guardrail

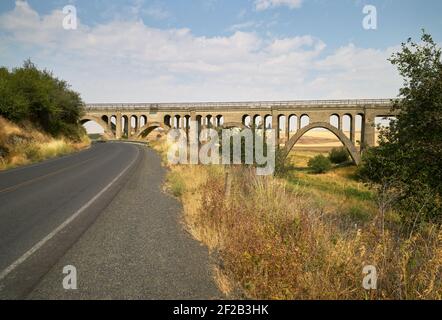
[85,99,393,111]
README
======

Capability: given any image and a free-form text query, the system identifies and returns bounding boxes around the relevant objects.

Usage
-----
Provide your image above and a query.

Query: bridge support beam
[285,115,290,145]
[116,113,122,139]
[272,112,279,148]
[350,115,356,143]
[362,114,376,150]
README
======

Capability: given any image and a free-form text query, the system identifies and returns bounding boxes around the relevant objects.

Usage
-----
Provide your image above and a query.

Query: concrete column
[285,114,290,144]
[137,116,142,135]
[106,116,112,136]
[190,113,198,164]
[272,112,279,148]
[362,113,376,149]
[298,116,302,131]
[350,115,356,143]
[127,116,133,139]
[123,116,129,138]
[116,113,122,140]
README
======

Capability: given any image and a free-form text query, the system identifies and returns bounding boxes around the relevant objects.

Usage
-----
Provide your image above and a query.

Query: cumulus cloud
[0,1,401,102]
[255,0,303,11]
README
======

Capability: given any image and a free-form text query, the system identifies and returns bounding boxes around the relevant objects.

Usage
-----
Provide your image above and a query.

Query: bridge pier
[284,116,290,144]
[116,113,122,139]
[362,114,376,150]
[350,115,356,143]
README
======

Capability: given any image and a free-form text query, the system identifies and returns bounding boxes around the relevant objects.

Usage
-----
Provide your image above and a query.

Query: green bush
[0,60,84,138]
[308,155,332,174]
[359,32,442,224]
[328,147,350,164]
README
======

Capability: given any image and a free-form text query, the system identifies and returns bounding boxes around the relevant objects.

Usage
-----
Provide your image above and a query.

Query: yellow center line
[0,157,97,195]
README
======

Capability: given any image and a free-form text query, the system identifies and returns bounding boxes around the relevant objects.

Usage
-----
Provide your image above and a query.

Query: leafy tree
[0,59,84,139]
[359,31,442,224]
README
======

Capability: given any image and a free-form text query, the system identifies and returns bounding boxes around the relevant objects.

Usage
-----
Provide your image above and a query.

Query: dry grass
[155,138,442,300]
[0,117,90,170]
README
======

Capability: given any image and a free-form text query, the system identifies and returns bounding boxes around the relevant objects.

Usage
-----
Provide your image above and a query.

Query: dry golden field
[150,137,442,300]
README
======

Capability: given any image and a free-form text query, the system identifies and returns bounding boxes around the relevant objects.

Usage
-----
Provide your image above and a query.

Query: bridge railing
[84,99,393,111]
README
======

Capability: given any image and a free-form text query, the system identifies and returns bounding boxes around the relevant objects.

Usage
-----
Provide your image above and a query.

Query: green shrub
[308,155,332,174]
[0,60,84,138]
[328,147,350,164]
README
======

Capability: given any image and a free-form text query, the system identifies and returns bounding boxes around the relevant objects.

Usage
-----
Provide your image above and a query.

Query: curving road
[0,142,220,299]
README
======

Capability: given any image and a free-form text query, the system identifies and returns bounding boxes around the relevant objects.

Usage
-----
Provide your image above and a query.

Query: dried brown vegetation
[0,117,90,170]
[152,139,442,300]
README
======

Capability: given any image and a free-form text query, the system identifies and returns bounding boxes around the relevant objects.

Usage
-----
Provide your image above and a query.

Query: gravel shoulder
[28,145,221,300]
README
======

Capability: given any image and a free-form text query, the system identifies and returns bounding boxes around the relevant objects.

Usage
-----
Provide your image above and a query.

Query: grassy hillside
[0,117,90,171]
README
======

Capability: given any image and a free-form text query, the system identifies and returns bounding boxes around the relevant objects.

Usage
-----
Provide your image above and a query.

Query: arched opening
[242,115,251,127]
[278,115,287,144]
[285,122,361,166]
[110,115,117,134]
[288,115,298,135]
[342,114,352,139]
[173,115,182,129]
[254,115,263,129]
[139,115,147,128]
[164,115,172,127]
[355,114,364,147]
[183,115,191,129]
[130,115,138,136]
[137,123,166,141]
[122,115,129,138]
[81,119,105,137]
[300,114,310,129]
[264,115,272,130]
[330,114,340,129]
[206,115,213,128]
[80,116,114,139]
[216,115,224,127]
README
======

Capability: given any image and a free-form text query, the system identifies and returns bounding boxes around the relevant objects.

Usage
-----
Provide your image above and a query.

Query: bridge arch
[136,122,168,139]
[80,115,114,138]
[223,122,247,130]
[284,122,361,165]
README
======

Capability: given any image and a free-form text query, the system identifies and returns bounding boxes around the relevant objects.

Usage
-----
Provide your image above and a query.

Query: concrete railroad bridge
[82,99,398,165]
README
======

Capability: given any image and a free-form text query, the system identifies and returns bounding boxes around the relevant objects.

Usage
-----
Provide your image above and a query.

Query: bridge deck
[85,99,393,111]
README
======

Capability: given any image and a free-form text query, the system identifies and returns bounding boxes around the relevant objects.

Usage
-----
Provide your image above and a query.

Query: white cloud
[0,1,402,103]
[228,21,261,32]
[255,0,303,11]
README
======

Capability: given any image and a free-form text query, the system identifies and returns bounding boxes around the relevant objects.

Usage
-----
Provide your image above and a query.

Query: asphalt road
[0,142,220,299]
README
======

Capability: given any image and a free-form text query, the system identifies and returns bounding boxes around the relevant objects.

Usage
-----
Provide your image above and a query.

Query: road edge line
[0,147,141,282]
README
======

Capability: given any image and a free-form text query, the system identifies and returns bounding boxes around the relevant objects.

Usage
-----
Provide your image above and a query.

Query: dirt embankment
[0,117,90,171]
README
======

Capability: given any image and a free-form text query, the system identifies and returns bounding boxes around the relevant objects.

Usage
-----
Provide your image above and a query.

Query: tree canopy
[359,31,442,224]
[0,60,84,139]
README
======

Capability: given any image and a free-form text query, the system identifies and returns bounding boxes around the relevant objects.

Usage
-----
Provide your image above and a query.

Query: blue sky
[1,0,441,103]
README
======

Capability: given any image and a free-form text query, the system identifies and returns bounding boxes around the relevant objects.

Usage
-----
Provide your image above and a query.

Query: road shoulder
[28,146,221,299]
